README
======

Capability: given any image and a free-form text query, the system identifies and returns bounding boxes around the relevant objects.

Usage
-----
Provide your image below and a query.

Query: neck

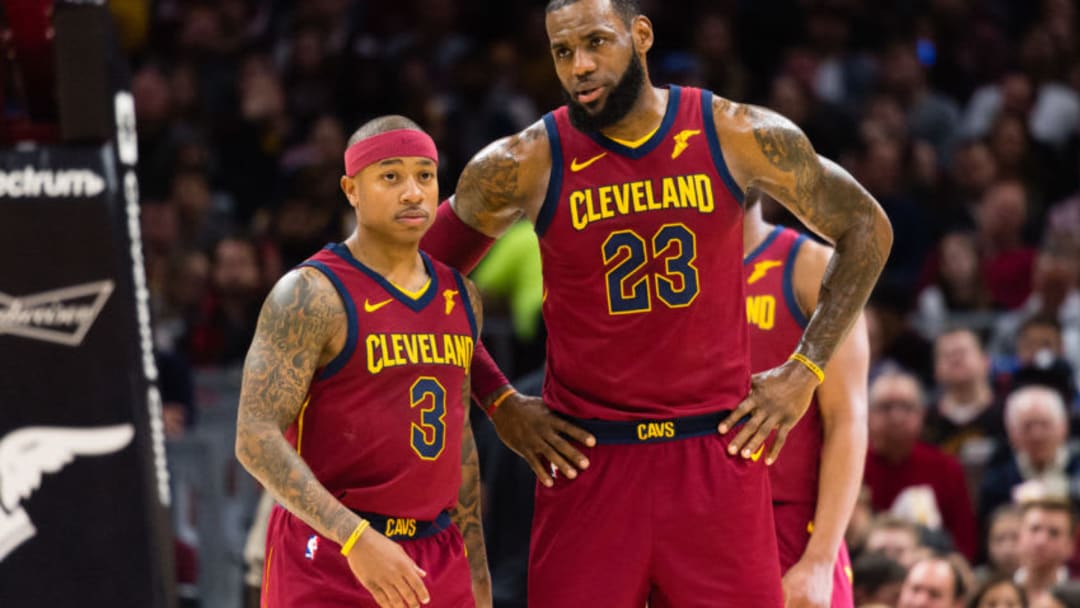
[943,381,991,408]
[743,208,773,257]
[1023,564,1061,592]
[873,441,914,465]
[598,84,666,142]
[345,232,425,288]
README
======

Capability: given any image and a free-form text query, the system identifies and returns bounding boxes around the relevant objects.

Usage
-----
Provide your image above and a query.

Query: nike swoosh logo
[364,298,393,313]
[570,152,607,172]
[747,260,783,285]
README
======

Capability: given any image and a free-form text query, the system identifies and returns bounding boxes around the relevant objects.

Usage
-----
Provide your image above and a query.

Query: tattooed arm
[236,267,430,608]
[453,279,492,607]
[235,267,355,542]
[714,99,892,462]
[450,120,553,236]
[450,123,597,483]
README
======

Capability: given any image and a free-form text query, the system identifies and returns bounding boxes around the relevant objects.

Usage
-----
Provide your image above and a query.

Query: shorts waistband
[351,510,452,540]
[558,410,732,445]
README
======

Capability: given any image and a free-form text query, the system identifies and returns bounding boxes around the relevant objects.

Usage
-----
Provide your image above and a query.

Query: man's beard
[564,52,645,132]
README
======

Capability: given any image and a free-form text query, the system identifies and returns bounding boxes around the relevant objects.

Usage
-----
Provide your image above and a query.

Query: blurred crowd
[102,0,1080,606]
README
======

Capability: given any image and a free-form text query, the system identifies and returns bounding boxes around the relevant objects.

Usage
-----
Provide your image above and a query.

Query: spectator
[916,233,995,340]
[865,369,980,560]
[979,386,1080,523]
[991,250,1080,381]
[975,181,1038,310]
[966,577,1027,608]
[188,234,266,367]
[977,505,1025,584]
[1014,500,1076,602]
[898,556,969,608]
[865,514,929,569]
[879,39,961,161]
[852,551,909,608]
[924,328,1005,470]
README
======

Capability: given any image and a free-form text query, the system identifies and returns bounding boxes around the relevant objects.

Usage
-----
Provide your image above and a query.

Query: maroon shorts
[773,501,854,608]
[528,429,783,607]
[263,505,473,607]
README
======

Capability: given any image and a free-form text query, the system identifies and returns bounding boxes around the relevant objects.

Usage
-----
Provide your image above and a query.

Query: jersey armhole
[534,113,563,239]
[700,89,745,206]
[782,234,810,329]
[300,261,358,380]
[451,270,479,341]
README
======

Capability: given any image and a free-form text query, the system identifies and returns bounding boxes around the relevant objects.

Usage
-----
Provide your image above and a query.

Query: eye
[553,46,571,59]
[591,36,605,47]
[382,171,398,182]
[418,171,435,181]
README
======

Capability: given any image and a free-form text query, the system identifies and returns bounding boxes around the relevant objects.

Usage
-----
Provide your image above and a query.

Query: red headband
[344,129,439,176]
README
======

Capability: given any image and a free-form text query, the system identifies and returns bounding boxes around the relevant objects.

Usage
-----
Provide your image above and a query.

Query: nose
[401,176,425,204]
[572,50,596,78]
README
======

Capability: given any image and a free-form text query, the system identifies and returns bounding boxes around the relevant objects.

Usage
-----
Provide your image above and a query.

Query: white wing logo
[0,424,134,561]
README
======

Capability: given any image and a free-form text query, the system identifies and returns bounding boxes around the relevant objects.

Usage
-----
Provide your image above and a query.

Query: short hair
[545,0,641,26]
[936,325,986,351]
[346,115,424,148]
[1018,313,1063,337]
[1020,498,1077,535]
[988,503,1022,529]
[1004,384,1067,430]
[966,577,1025,608]
[851,552,907,595]
[868,514,921,538]
[869,369,927,409]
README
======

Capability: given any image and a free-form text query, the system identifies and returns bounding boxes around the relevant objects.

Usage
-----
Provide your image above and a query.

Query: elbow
[234,429,250,468]
[874,208,894,256]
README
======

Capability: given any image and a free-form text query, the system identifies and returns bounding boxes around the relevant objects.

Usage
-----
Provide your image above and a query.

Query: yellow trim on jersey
[261,546,273,608]
[608,124,660,148]
[391,277,431,300]
[296,396,312,455]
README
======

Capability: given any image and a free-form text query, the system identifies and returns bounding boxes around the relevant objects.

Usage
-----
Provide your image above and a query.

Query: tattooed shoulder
[240,266,346,426]
[715,101,825,211]
[455,121,551,235]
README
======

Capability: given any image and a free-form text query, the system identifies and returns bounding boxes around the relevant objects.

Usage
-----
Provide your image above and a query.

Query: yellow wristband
[340,519,370,557]
[789,353,825,384]
[484,388,514,417]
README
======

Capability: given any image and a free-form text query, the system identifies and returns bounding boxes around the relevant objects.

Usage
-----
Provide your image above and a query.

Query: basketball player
[744,190,869,608]
[419,0,892,605]
[235,116,490,608]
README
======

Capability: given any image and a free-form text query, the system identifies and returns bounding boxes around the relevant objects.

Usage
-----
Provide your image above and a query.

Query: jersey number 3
[410,377,446,460]
[603,223,699,314]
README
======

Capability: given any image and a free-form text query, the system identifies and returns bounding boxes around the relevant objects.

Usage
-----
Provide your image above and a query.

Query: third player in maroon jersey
[744,191,869,608]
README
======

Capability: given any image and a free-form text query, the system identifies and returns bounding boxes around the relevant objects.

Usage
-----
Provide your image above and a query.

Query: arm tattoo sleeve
[749,112,892,368]
[235,268,360,544]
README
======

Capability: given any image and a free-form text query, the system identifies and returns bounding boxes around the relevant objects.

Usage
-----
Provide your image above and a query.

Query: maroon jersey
[287,243,477,519]
[536,85,749,420]
[744,226,822,502]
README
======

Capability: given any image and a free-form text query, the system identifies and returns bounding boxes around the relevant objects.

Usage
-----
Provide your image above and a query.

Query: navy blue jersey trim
[701,89,745,206]
[585,86,682,159]
[451,270,478,340]
[536,113,563,238]
[744,225,785,265]
[783,234,810,328]
[300,260,358,380]
[328,243,438,312]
